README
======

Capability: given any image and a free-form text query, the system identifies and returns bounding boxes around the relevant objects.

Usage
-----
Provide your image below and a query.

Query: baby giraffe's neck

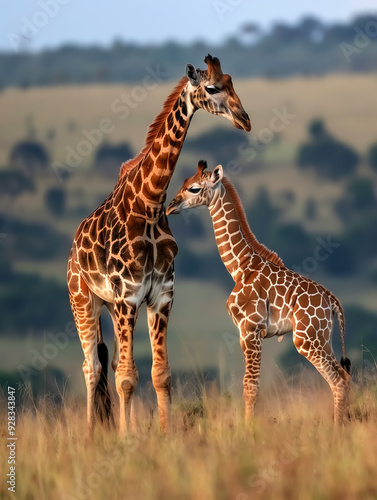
[208,179,285,281]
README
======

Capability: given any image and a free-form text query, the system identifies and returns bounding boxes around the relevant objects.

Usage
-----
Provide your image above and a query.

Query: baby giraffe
[167,161,351,423]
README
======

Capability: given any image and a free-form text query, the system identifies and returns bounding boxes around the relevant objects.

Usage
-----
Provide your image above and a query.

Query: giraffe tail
[94,317,113,425]
[328,291,351,374]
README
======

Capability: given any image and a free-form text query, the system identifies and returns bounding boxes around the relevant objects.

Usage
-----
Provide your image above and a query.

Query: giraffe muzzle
[166,199,181,215]
[232,110,251,132]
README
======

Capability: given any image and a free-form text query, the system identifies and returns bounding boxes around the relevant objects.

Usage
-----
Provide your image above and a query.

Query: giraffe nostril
[242,111,250,122]
[166,200,177,214]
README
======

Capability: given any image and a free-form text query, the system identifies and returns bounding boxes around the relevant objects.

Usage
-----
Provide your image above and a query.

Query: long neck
[140,90,193,203]
[208,179,284,281]
[121,77,195,212]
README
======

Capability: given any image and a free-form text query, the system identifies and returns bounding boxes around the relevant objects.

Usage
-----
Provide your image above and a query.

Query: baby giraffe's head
[167,161,223,215]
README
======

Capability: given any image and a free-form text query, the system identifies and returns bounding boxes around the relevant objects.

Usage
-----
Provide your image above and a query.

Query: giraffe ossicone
[67,56,251,437]
[167,161,351,424]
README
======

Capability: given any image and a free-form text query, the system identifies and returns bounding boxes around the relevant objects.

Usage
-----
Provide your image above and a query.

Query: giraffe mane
[119,76,189,177]
[221,177,286,269]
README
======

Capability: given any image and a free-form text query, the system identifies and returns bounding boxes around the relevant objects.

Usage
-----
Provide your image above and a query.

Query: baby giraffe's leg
[239,324,264,420]
[293,300,351,424]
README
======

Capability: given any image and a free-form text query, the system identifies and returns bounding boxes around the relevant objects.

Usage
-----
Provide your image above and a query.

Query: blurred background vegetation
[1,13,377,403]
[1,15,377,88]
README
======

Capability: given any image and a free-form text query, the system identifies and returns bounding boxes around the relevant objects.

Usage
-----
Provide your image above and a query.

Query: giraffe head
[185,55,251,132]
[167,160,223,215]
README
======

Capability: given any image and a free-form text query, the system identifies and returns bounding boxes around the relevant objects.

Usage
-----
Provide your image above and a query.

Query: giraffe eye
[205,86,220,95]
[188,187,201,194]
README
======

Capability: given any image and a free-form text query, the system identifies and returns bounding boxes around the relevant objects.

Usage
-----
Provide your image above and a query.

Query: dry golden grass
[1,378,377,500]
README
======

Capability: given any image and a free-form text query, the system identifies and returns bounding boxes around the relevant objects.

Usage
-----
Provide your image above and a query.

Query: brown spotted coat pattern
[167,162,351,424]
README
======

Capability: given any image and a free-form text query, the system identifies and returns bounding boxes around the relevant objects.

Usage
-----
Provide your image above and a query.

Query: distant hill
[1,15,377,88]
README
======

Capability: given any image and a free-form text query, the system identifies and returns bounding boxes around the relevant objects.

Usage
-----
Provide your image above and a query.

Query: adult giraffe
[167,161,351,424]
[67,55,251,436]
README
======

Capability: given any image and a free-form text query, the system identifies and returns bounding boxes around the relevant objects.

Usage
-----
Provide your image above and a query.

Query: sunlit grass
[1,376,377,500]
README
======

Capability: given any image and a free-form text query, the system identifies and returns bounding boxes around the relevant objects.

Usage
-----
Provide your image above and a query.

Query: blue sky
[1,0,376,52]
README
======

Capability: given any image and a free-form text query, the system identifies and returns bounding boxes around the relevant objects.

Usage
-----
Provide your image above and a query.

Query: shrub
[0,213,71,260]
[368,142,377,172]
[0,170,34,197]
[297,119,359,180]
[10,140,49,174]
[185,127,248,166]
[0,272,71,334]
[94,142,133,178]
[45,187,67,217]
[334,177,376,221]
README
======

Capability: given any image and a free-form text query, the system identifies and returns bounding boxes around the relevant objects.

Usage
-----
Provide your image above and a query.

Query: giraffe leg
[106,301,137,432]
[68,275,103,438]
[105,303,119,373]
[113,300,139,435]
[239,325,263,421]
[147,276,174,433]
[293,305,351,424]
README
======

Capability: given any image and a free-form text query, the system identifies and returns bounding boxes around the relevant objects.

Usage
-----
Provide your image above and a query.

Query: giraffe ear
[210,165,223,186]
[186,63,200,86]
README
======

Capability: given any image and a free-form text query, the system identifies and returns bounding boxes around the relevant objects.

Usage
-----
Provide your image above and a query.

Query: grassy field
[1,378,377,500]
